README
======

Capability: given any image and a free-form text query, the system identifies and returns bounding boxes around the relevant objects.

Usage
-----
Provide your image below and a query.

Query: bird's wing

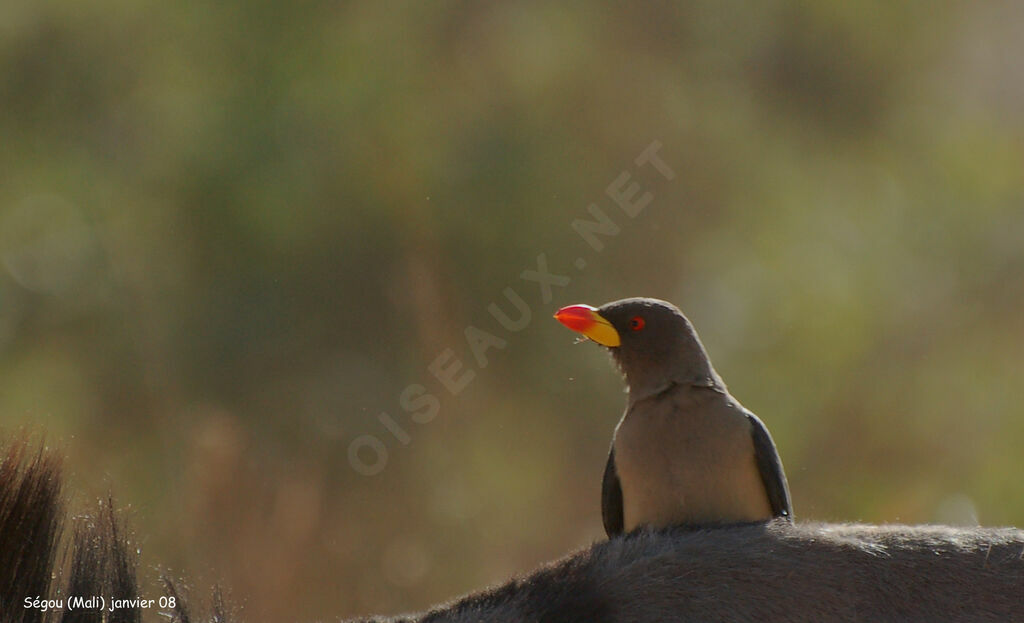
[601,447,624,537]
[745,412,793,520]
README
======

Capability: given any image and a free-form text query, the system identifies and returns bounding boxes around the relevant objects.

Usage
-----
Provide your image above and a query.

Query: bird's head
[554,297,722,401]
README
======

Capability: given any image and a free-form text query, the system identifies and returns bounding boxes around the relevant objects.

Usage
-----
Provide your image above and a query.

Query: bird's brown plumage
[556,297,792,537]
[614,386,774,530]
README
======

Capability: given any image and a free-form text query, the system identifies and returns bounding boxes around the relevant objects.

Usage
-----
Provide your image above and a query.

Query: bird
[554,297,792,537]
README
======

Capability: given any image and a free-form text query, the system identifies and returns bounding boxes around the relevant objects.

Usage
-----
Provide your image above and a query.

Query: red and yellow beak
[553,304,621,347]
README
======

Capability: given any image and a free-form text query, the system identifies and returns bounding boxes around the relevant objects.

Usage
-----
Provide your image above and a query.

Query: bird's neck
[626,368,726,407]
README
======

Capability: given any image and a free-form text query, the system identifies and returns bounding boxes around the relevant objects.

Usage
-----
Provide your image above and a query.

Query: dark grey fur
[353,520,1024,622]
[0,438,227,623]
[4,439,1022,623]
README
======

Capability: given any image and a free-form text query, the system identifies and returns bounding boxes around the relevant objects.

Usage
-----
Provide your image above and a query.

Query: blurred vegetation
[2,0,1024,620]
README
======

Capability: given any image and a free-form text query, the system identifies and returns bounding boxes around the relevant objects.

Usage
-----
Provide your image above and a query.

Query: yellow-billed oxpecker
[555,297,792,537]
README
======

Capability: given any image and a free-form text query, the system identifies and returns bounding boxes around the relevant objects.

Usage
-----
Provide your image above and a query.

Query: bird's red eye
[629,316,645,331]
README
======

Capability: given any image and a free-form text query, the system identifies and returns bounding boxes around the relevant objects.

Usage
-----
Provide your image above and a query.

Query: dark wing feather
[746,412,793,520]
[601,447,624,537]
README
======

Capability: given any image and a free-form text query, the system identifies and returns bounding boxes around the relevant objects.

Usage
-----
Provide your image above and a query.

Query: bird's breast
[613,394,773,530]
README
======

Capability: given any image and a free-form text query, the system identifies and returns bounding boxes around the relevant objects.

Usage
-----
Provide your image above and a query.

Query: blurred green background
[2,0,1023,620]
